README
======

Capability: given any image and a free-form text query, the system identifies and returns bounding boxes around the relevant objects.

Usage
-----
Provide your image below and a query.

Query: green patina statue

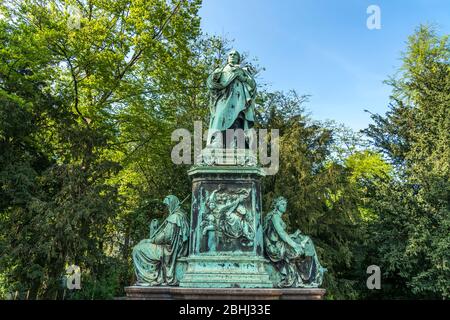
[263,196,327,288]
[130,48,327,292]
[132,195,189,286]
[200,187,255,252]
[206,50,257,148]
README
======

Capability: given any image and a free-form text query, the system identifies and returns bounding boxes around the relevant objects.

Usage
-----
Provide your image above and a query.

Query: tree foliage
[0,0,203,299]
[364,25,450,299]
[0,0,447,300]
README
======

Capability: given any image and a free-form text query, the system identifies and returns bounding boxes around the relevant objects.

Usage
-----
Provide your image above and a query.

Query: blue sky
[199,0,450,131]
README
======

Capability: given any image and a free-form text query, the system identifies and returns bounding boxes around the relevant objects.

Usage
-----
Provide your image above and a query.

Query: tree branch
[52,41,89,125]
[96,0,186,107]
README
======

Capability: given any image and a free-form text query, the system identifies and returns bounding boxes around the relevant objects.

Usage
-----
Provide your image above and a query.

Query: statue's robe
[263,212,325,288]
[132,209,189,286]
[222,204,254,242]
[207,63,256,144]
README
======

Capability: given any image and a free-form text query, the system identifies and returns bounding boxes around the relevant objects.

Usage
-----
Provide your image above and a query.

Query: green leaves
[0,0,204,299]
[1,1,447,300]
[364,25,450,299]
[257,91,364,299]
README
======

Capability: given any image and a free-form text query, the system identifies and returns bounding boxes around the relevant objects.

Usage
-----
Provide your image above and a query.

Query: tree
[257,91,366,299]
[364,25,450,299]
[0,0,203,299]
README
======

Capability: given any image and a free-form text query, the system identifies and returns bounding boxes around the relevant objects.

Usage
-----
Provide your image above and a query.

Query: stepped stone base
[179,255,273,288]
[124,286,326,300]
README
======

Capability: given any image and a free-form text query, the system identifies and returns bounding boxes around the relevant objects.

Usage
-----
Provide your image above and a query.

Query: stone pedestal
[125,286,326,300]
[124,153,328,299]
[179,165,273,288]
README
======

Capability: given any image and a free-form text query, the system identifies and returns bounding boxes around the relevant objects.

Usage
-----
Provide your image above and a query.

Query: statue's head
[163,195,181,214]
[272,196,287,214]
[208,201,216,210]
[207,192,217,209]
[237,205,246,215]
[227,50,241,65]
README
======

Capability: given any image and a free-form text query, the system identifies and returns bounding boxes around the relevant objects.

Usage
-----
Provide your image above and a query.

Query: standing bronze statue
[206,50,257,148]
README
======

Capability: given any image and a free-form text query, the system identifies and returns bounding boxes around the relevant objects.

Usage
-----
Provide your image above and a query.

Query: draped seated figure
[132,195,189,286]
[263,197,327,288]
